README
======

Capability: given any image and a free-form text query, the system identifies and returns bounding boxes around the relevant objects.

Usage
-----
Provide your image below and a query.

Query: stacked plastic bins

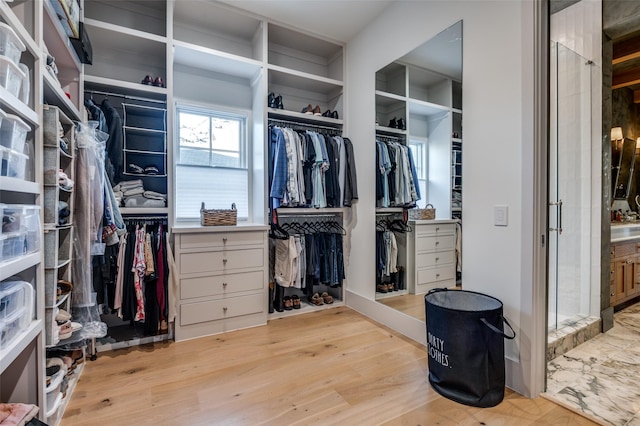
[0,280,34,350]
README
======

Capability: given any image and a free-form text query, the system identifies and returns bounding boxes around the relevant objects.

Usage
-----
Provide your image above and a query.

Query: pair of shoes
[283,295,293,310]
[387,117,406,130]
[57,280,73,301]
[291,294,301,309]
[377,283,390,293]
[320,291,334,304]
[268,92,284,109]
[129,163,160,175]
[301,104,321,115]
[322,110,339,119]
[55,308,71,322]
[310,293,324,306]
[57,320,72,340]
[141,75,165,87]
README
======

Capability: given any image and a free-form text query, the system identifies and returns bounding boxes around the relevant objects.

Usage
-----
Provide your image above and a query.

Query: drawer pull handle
[436,227,440,231]
[223,237,228,243]
[435,241,440,245]
[223,282,228,288]
[435,257,439,261]
[223,258,228,264]
[223,307,228,313]
[611,292,615,297]
[436,273,440,278]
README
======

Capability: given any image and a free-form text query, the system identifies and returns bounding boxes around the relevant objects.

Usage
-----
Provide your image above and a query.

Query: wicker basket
[200,202,237,226]
[410,204,436,220]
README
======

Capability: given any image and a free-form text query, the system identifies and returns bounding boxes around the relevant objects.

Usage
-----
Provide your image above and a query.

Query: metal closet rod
[84,89,167,105]
[268,118,343,134]
[123,215,168,221]
[277,213,341,219]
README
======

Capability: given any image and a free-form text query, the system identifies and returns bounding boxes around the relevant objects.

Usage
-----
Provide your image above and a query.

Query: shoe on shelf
[57,320,73,340]
[141,75,153,85]
[268,92,276,108]
[276,95,284,109]
[313,105,322,116]
[376,283,388,293]
[291,294,301,309]
[310,293,324,306]
[322,109,332,117]
[55,308,71,322]
[397,117,406,130]
[283,295,293,310]
[388,117,397,128]
[331,110,339,119]
[321,291,334,304]
[153,76,165,87]
[301,104,314,114]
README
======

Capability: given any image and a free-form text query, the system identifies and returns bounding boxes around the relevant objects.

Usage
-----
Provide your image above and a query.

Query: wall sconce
[611,126,623,142]
[637,137,640,149]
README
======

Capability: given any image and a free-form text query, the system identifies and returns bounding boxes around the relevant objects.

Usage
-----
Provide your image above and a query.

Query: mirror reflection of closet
[375,21,462,320]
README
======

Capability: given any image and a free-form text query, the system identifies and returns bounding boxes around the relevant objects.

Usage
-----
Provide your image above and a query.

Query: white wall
[344,0,542,396]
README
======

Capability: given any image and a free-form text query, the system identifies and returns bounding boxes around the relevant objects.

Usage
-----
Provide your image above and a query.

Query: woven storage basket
[411,203,436,220]
[200,202,237,226]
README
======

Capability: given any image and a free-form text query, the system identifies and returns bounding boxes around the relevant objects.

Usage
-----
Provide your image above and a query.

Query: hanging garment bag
[424,288,516,407]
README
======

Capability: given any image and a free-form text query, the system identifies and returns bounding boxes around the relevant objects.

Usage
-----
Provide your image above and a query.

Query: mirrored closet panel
[374,21,463,321]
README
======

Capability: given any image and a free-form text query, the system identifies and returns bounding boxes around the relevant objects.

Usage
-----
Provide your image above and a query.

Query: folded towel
[143,190,167,200]
[125,196,166,208]
[123,187,144,197]
[114,179,144,191]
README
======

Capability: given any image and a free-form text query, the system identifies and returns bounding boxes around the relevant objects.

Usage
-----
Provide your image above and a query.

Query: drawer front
[180,248,264,274]
[613,242,636,258]
[415,223,455,236]
[416,235,455,252]
[181,270,264,300]
[416,250,455,268]
[180,293,264,326]
[179,231,265,250]
[417,265,456,284]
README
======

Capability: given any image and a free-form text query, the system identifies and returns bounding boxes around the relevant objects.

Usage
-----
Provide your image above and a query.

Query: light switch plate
[494,205,508,226]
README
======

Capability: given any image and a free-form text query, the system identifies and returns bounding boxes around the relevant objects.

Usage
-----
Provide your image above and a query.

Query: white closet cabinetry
[173,226,268,342]
[0,0,44,419]
[406,220,457,295]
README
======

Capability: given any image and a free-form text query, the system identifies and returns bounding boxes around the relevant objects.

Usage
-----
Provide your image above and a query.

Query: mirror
[375,21,462,320]
[613,137,637,200]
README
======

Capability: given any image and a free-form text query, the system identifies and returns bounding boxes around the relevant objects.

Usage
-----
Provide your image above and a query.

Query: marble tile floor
[547,315,602,361]
[545,302,640,425]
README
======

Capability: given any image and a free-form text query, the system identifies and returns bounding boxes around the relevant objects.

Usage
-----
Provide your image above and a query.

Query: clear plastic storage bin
[2,204,41,253]
[0,232,27,263]
[0,113,30,153]
[0,280,33,321]
[1,148,28,179]
[0,305,28,347]
[0,55,25,98]
[0,22,26,65]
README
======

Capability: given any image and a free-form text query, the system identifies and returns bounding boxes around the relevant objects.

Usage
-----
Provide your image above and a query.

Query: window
[175,104,250,220]
[409,139,427,207]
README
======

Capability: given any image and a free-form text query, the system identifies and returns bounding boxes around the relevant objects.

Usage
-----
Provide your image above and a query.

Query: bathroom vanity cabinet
[610,239,640,307]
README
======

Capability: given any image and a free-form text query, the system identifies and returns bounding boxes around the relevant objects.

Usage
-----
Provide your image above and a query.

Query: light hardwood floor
[63,307,597,425]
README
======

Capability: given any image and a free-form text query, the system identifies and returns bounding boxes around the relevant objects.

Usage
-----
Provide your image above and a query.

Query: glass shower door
[548,42,594,329]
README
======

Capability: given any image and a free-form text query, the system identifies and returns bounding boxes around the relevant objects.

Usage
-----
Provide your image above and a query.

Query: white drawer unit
[406,220,458,295]
[173,226,269,341]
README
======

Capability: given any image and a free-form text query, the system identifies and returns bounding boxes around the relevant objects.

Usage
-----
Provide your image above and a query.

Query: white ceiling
[217,0,394,43]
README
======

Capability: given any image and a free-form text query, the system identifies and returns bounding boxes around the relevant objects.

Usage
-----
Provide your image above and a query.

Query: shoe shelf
[42,106,75,229]
[267,108,343,127]
[83,19,167,89]
[42,0,80,72]
[84,75,168,99]
[46,361,85,426]
[44,262,71,310]
[269,299,345,320]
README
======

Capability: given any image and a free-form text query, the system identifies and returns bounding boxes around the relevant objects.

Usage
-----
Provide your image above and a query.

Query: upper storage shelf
[406,65,452,107]
[376,63,406,97]
[83,18,167,88]
[268,23,342,82]
[84,0,166,37]
[173,1,263,62]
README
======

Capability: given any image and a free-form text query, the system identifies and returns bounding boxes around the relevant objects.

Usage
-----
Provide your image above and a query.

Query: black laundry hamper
[424,288,515,408]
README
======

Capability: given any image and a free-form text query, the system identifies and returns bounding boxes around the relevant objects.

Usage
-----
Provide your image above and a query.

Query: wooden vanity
[610,224,640,307]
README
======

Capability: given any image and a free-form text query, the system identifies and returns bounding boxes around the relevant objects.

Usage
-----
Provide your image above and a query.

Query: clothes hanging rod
[268,118,343,133]
[122,215,168,221]
[277,213,341,219]
[84,89,167,105]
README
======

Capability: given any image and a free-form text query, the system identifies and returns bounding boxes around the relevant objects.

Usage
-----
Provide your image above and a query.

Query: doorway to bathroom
[547,40,601,358]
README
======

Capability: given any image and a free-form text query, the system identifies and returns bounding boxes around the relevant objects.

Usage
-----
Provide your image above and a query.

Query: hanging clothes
[375,139,420,208]
[269,125,358,209]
